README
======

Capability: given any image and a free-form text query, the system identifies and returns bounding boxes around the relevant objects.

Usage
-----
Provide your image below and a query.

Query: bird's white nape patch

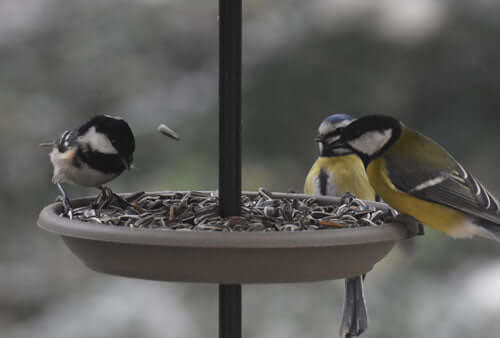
[318,119,352,136]
[348,129,393,156]
[77,126,118,154]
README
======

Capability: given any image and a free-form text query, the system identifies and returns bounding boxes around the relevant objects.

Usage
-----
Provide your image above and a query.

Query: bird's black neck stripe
[319,169,329,195]
[320,150,354,158]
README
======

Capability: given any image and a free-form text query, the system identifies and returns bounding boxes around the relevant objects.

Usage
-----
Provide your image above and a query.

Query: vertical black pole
[219,284,242,338]
[219,0,242,337]
[219,0,242,218]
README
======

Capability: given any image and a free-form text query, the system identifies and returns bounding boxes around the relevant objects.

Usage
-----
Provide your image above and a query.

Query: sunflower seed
[68,190,395,232]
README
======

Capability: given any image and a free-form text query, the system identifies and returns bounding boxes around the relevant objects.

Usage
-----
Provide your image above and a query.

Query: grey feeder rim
[37,191,419,284]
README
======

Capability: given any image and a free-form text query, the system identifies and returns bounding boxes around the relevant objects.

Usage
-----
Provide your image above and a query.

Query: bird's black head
[77,115,136,168]
[330,115,402,165]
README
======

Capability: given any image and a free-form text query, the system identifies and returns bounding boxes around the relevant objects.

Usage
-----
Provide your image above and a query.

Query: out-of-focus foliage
[1,0,500,337]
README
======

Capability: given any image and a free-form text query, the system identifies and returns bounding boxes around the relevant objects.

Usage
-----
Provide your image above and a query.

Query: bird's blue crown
[323,114,355,124]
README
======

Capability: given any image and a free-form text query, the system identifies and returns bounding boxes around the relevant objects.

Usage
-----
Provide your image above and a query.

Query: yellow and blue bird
[305,114,375,200]
[305,114,376,337]
[329,114,500,241]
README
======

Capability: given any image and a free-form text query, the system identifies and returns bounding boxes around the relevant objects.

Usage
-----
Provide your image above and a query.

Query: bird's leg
[394,214,425,236]
[92,186,113,216]
[92,189,102,209]
[107,188,133,209]
[417,223,425,236]
[99,186,113,203]
[57,183,73,220]
[92,186,109,215]
[94,186,131,212]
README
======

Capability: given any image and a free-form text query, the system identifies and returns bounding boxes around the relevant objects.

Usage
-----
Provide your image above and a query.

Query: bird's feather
[384,128,500,225]
[305,153,372,337]
[304,156,376,200]
[340,277,368,338]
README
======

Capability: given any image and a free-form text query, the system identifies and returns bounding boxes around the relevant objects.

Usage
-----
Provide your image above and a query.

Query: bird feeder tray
[37,191,418,284]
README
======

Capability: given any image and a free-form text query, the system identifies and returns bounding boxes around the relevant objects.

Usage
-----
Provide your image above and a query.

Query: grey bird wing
[384,128,500,224]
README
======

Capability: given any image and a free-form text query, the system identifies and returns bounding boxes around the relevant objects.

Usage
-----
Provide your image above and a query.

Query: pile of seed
[68,188,395,232]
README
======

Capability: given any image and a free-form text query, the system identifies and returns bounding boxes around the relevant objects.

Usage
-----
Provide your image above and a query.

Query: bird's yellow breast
[367,157,468,237]
[305,155,376,200]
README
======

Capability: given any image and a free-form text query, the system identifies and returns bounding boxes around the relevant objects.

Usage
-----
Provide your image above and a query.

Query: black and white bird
[43,115,135,218]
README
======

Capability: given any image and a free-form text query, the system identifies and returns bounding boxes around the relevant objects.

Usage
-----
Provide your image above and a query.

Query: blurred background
[2,0,500,337]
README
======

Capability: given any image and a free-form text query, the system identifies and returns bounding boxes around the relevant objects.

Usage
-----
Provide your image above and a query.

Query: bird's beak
[315,136,326,156]
[316,136,349,157]
[158,124,180,141]
[39,142,55,148]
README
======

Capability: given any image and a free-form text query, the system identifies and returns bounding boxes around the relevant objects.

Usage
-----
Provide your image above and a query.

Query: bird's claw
[92,187,113,216]
[63,198,74,220]
[393,214,425,237]
[417,223,425,235]
[56,183,73,219]
[92,187,132,216]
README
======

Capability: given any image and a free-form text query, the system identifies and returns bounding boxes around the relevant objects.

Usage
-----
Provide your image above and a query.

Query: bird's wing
[384,128,500,224]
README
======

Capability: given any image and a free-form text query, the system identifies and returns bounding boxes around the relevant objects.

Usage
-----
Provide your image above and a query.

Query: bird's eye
[352,129,363,138]
[335,127,345,135]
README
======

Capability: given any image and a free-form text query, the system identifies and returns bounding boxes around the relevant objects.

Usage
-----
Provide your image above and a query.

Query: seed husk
[67,189,395,232]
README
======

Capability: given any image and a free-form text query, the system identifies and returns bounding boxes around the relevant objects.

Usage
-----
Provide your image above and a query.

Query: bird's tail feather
[339,276,368,338]
[476,219,500,241]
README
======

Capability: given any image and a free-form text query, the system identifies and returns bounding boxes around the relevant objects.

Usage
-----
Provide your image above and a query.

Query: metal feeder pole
[218,0,242,337]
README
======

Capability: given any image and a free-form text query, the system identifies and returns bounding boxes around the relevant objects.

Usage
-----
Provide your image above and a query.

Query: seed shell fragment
[67,190,395,232]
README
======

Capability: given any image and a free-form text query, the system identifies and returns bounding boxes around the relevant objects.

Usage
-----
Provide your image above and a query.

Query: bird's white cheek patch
[348,129,392,156]
[325,135,340,145]
[78,126,118,154]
